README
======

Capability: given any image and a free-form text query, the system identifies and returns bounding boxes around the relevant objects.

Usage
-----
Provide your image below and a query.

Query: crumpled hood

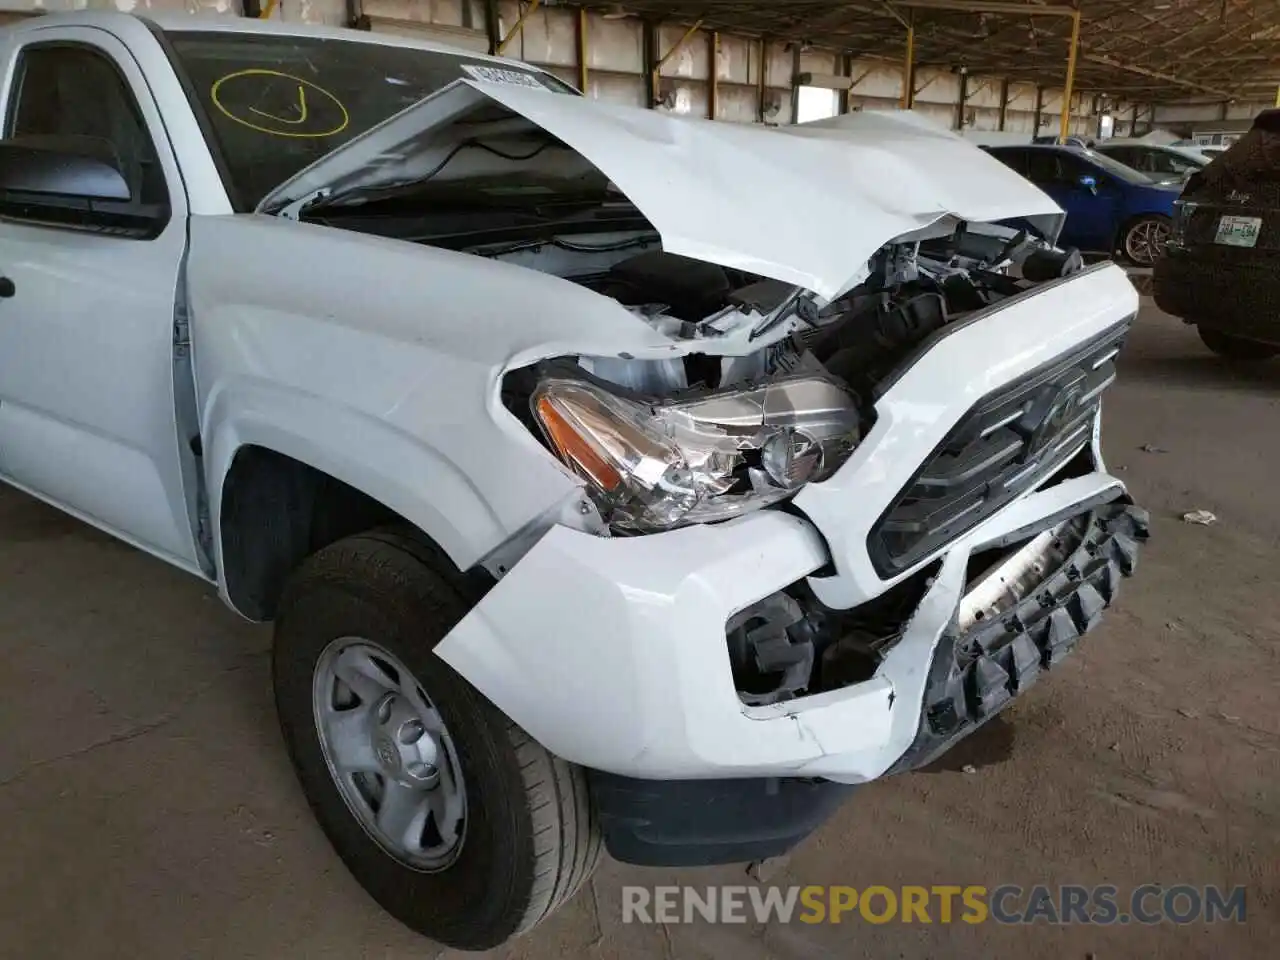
[258,80,1064,301]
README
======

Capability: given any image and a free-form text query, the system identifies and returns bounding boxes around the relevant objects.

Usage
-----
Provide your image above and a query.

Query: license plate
[1214,215,1262,247]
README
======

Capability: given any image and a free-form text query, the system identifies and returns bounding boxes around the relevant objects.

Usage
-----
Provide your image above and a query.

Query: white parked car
[0,11,1149,950]
[1094,140,1212,179]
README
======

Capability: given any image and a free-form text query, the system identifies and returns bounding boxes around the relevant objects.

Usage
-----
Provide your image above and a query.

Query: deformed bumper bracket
[889,500,1150,773]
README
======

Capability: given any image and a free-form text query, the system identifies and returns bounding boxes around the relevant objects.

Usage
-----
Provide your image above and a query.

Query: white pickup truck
[0,10,1148,950]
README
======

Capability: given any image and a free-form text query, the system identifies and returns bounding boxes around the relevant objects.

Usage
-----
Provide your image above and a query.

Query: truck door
[0,27,205,573]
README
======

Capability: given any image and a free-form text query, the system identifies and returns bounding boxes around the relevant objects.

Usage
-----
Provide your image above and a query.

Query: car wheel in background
[1120,214,1172,267]
[1197,327,1280,361]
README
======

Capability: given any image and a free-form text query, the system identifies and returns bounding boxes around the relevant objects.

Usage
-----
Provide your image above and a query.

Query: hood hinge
[276,187,332,221]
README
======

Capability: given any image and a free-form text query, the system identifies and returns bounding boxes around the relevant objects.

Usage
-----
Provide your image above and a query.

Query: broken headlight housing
[532,376,860,533]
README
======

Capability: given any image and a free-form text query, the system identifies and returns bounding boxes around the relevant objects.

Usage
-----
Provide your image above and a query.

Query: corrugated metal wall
[357,2,1102,134]
[1153,97,1271,139]
[0,0,1124,136]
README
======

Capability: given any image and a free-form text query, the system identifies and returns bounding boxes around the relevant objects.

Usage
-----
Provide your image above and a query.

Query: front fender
[186,215,615,607]
[204,380,507,592]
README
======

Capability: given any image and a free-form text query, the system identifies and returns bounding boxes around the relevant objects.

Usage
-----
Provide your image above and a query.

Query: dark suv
[1154,109,1280,359]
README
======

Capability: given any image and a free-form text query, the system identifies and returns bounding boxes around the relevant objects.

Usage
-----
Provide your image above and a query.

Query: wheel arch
[206,387,507,620]
[1114,209,1172,264]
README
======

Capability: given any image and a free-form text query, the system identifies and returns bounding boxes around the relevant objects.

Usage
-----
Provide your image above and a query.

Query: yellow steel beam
[576,7,589,93]
[655,19,706,106]
[655,20,706,73]
[901,12,915,109]
[1059,7,1080,142]
[851,65,877,89]
[259,0,278,18]
[497,0,542,57]
[1275,84,1280,107]
[878,1,911,29]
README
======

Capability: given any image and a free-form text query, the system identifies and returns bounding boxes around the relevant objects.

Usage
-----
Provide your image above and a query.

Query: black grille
[867,321,1131,578]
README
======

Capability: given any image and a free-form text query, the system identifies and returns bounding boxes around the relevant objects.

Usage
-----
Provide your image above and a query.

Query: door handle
[0,277,14,298]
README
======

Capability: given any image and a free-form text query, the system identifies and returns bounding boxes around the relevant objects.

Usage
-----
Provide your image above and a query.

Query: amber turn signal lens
[535,396,623,491]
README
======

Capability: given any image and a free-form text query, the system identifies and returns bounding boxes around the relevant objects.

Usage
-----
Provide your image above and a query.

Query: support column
[643,21,658,108]
[955,68,968,130]
[576,8,589,95]
[1059,6,1081,142]
[757,38,768,122]
[1033,84,1044,134]
[484,0,500,55]
[997,77,1010,131]
[901,12,915,109]
[708,32,719,120]
[839,52,853,114]
[789,43,801,124]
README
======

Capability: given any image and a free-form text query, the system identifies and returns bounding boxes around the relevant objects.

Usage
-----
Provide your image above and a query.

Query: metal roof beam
[1082,53,1233,98]
[898,0,1076,15]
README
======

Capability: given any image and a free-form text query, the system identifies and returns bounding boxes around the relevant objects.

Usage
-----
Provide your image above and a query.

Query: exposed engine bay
[494,223,1085,538]
[498,223,1083,400]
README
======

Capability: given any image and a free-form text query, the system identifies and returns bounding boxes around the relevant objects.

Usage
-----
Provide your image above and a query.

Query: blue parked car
[985,144,1182,267]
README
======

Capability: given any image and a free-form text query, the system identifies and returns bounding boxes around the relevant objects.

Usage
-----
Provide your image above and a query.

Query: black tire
[1198,327,1280,361]
[273,529,602,950]
[1119,214,1171,267]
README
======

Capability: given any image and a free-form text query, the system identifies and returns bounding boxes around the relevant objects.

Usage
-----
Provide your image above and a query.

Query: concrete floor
[0,303,1276,959]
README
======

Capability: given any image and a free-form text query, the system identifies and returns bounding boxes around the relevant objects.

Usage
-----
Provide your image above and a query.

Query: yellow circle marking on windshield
[211,69,349,139]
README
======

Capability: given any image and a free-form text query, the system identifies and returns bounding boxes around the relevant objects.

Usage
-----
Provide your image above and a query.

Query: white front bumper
[435,264,1139,782]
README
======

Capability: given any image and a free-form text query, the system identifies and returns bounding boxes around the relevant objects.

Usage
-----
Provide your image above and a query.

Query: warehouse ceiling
[594,1,1280,101]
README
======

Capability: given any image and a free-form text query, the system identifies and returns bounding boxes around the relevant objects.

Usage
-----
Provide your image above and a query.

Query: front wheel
[1120,214,1171,267]
[272,529,601,950]
[1198,327,1280,361]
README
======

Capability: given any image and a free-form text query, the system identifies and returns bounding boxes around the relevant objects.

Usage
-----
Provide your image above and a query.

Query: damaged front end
[271,72,1145,805]
[476,239,1145,781]
[498,228,1088,541]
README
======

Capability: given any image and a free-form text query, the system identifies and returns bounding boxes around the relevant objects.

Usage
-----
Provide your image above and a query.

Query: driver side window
[1057,154,1099,187]
[3,43,169,220]
[1024,151,1062,185]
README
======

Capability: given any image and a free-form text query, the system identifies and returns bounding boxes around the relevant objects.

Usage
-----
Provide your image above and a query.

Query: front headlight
[532,375,860,532]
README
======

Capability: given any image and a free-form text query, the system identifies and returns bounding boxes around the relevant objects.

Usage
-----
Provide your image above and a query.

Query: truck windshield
[164,31,575,210]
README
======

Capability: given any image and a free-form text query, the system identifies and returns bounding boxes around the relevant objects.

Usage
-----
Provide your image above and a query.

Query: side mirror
[0,138,131,202]
[1078,174,1099,195]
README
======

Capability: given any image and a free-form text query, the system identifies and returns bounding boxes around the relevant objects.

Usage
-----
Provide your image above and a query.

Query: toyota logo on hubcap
[375,736,399,770]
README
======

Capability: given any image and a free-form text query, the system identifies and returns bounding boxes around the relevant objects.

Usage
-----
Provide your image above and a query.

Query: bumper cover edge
[888,499,1150,774]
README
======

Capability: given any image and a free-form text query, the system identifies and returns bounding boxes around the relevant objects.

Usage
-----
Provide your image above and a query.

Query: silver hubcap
[1125,219,1170,265]
[312,638,467,870]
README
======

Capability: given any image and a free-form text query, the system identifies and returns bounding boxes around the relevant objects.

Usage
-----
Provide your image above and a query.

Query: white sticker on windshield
[462,65,550,90]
